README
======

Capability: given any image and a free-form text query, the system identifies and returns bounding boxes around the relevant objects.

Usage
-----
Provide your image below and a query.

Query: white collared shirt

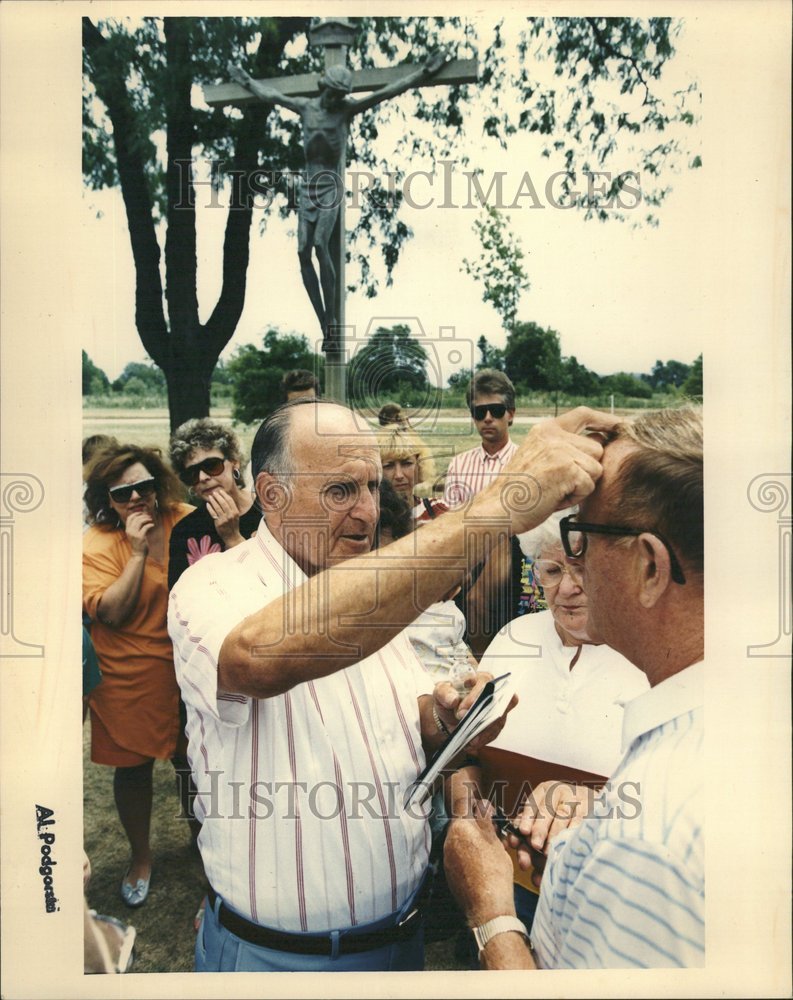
[168,520,431,932]
[531,661,705,968]
[443,439,518,509]
[482,611,649,777]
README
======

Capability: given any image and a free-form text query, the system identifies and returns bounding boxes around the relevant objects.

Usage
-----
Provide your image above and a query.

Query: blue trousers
[196,893,425,972]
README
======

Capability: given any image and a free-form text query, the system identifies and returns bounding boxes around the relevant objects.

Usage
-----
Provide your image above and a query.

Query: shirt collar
[255,517,308,590]
[479,438,514,463]
[621,660,703,750]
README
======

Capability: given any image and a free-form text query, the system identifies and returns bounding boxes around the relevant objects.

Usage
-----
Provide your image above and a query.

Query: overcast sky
[82,15,705,383]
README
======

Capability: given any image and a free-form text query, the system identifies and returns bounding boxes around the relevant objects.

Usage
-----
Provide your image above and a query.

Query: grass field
[82,400,641,484]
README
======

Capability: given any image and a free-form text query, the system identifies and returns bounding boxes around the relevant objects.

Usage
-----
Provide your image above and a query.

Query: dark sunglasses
[108,478,157,504]
[471,403,507,421]
[180,456,226,486]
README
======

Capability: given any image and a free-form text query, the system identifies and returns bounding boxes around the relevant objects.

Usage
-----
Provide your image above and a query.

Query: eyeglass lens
[109,479,156,503]
[472,404,507,420]
[182,457,225,485]
[533,559,579,586]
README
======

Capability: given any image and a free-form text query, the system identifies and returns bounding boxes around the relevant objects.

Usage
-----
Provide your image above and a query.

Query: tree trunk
[163,346,214,431]
[84,17,312,428]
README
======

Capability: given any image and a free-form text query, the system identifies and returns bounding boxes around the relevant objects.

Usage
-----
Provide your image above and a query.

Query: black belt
[206,886,423,956]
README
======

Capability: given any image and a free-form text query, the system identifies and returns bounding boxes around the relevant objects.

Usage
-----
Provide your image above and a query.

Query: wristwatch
[472,915,529,956]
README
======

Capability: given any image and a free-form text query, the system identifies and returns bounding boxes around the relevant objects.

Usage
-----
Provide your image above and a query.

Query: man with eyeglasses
[443,369,518,510]
[443,405,705,970]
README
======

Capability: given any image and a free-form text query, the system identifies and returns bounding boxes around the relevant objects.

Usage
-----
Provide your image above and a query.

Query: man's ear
[507,409,515,427]
[254,471,291,517]
[636,533,674,608]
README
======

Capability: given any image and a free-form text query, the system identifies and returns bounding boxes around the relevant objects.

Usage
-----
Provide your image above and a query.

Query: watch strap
[472,915,529,956]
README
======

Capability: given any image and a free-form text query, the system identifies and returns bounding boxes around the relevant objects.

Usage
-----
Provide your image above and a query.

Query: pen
[491,806,531,851]
[491,806,547,875]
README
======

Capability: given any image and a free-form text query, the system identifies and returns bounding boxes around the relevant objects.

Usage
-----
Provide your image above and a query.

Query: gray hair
[517,508,578,560]
[169,418,245,484]
[613,405,703,573]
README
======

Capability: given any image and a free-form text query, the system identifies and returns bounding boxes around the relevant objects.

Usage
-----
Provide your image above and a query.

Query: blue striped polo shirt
[531,662,704,968]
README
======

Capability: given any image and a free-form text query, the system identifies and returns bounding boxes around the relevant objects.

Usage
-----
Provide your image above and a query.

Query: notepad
[404,673,514,809]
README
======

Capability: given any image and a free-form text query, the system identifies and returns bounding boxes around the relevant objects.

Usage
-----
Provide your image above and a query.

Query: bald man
[169,399,618,972]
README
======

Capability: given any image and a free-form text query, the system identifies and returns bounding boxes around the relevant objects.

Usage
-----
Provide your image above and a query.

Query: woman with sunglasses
[83,444,194,907]
[167,419,259,590]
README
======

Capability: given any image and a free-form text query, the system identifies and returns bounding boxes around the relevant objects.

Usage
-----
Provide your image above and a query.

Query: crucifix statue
[207,18,478,401]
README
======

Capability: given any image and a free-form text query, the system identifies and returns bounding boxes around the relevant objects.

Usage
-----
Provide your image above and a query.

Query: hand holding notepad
[405,673,516,809]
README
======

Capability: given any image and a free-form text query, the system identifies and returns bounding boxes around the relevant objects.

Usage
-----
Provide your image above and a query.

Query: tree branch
[585,17,650,105]
[82,18,168,365]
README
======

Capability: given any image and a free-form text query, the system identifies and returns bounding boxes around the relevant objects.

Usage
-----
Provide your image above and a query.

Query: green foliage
[83,15,699,424]
[112,360,167,393]
[462,208,530,331]
[681,353,702,397]
[446,367,473,394]
[82,350,111,396]
[227,329,322,424]
[563,355,600,395]
[600,371,653,399]
[503,321,563,391]
[477,336,506,371]
[348,324,432,407]
[644,357,691,390]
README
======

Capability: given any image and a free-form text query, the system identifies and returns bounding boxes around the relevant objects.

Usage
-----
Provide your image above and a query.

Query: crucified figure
[227,53,446,352]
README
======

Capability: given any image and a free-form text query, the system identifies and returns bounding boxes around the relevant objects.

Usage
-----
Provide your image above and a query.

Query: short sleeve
[82,530,124,620]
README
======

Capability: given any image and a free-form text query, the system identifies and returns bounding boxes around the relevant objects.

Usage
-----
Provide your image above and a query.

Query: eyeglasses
[180,456,226,486]
[559,515,687,585]
[108,478,157,504]
[532,558,580,589]
[471,403,507,421]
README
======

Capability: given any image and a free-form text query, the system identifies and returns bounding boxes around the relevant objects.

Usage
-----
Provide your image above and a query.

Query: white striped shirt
[168,520,431,932]
[443,439,518,509]
[531,662,704,968]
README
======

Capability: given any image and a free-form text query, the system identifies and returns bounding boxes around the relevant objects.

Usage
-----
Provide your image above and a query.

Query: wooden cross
[205,18,478,403]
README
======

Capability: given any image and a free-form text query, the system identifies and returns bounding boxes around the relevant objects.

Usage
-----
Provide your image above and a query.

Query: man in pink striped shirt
[443,369,518,510]
[169,399,618,972]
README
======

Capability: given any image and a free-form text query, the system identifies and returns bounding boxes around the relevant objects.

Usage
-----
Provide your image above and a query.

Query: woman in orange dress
[83,444,193,908]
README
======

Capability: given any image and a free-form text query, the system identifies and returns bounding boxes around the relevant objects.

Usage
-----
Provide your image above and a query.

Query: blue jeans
[196,893,425,973]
